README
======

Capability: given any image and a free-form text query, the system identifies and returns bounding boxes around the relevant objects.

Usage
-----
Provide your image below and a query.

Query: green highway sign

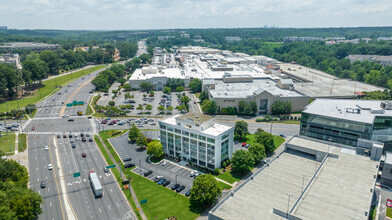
[72,101,78,106]
[106,164,116,169]
[73,172,81,177]
[78,101,84,105]
[66,103,72,107]
[140,199,147,204]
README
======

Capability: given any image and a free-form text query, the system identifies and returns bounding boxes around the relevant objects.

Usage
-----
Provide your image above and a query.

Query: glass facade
[300,113,392,149]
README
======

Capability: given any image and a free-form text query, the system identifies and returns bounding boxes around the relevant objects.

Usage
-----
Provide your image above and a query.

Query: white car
[44,146,49,151]
[48,164,53,170]
[162,161,168,166]
[62,115,69,118]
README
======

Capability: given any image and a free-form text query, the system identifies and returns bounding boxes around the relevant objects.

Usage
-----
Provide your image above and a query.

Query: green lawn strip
[94,135,142,220]
[0,133,15,155]
[194,93,200,98]
[217,181,232,190]
[272,120,301,124]
[18,133,27,152]
[86,96,94,115]
[0,65,105,112]
[369,205,376,220]
[124,169,200,220]
[216,171,243,184]
[27,109,37,118]
[387,207,392,218]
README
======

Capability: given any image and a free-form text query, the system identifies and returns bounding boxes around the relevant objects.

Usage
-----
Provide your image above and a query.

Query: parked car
[171,184,180,190]
[68,118,74,122]
[387,199,392,208]
[57,134,60,138]
[154,176,163,183]
[68,134,73,138]
[162,180,171,187]
[63,134,67,138]
[44,146,49,151]
[89,138,93,142]
[279,134,287,138]
[144,170,153,177]
[245,144,250,148]
[31,126,35,130]
[82,137,86,142]
[80,133,84,137]
[158,178,166,185]
[242,143,246,147]
[124,162,135,168]
[104,168,109,173]
[86,133,90,137]
[176,185,185,193]
[185,189,191,197]
[162,161,168,166]
[123,157,132,162]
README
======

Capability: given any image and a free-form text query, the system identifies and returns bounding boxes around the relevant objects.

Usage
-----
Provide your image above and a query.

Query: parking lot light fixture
[139,159,142,177]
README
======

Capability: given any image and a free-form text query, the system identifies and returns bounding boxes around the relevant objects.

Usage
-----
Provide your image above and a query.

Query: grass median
[0,133,15,155]
[18,133,27,152]
[0,65,106,112]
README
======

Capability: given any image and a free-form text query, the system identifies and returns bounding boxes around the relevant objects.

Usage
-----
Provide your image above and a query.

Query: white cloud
[0,0,391,29]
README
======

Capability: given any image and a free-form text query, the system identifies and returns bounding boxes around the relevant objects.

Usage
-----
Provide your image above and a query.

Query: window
[221,134,229,141]
[182,130,189,136]
[177,123,181,126]
[190,133,198,139]
[198,135,206,141]
[167,126,173,132]
[221,139,229,160]
[160,124,166,130]
[175,128,181,134]
[207,137,215,143]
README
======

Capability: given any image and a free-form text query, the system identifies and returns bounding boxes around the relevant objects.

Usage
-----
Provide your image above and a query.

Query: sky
[0,0,392,30]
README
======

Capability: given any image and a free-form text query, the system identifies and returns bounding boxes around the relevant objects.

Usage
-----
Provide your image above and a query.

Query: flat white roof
[209,79,305,99]
[303,99,392,124]
[160,115,232,137]
[129,67,189,81]
[210,136,378,220]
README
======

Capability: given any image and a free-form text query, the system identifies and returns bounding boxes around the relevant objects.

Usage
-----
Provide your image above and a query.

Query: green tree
[166,106,173,113]
[124,92,131,102]
[128,123,140,141]
[234,120,249,141]
[232,150,255,174]
[116,77,126,85]
[271,101,292,115]
[149,90,154,97]
[180,95,191,107]
[40,50,60,74]
[190,174,222,209]
[163,86,171,94]
[238,101,246,115]
[189,78,202,93]
[248,143,266,164]
[108,101,115,106]
[255,132,275,154]
[145,104,153,112]
[140,82,152,91]
[165,78,185,91]
[199,90,209,103]
[176,86,185,92]
[136,132,148,148]
[158,105,165,113]
[123,84,131,91]
[136,104,144,114]
[201,100,217,114]
[147,140,164,158]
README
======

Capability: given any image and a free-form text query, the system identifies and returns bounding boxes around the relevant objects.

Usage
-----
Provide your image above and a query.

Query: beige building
[203,76,309,114]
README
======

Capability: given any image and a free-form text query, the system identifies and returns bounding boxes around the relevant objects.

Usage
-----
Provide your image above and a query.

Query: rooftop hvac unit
[381,101,392,110]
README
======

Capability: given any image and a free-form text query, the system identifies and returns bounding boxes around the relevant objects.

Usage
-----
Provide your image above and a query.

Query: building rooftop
[0,42,60,48]
[209,78,305,99]
[176,113,213,124]
[210,136,379,220]
[385,152,392,165]
[303,99,392,124]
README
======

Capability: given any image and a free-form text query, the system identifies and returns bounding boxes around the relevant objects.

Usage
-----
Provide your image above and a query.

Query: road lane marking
[99,208,101,213]
[108,205,111,210]
[117,202,119,208]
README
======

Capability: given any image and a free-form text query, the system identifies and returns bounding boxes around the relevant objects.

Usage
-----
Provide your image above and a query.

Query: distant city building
[378,37,392,41]
[74,46,99,52]
[0,54,22,69]
[284,37,323,42]
[159,113,234,170]
[203,76,309,114]
[0,26,7,30]
[180,33,190,38]
[158,36,175,41]
[300,99,392,151]
[209,135,380,220]
[0,42,60,52]
[116,35,126,41]
[225,36,241,42]
[346,54,392,67]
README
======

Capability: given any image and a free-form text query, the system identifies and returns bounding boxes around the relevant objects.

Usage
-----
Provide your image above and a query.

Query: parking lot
[108,90,195,116]
[109,132,196,196]
[99,117,160,130]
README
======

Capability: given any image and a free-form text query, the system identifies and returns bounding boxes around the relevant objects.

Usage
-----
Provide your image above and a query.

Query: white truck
[89,171,103,198]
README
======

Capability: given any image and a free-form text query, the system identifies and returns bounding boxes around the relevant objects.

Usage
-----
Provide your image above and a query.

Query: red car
[63,134,67,138]
[111,120,117,124]
[387,199,392,208]
[31,126,35,130]
[82,153,86,158]
[101,120,107,124]
[242,143,246,147]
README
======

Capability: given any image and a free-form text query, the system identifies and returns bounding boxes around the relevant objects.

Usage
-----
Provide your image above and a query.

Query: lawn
[246,134,285,151]
[124,169,200,220]
[0,65,105,112]
[18,133,27,152]
[0,133,15,155]
[271,120,301,125]
[264,42,283,49]
[217,181,232,190]
[216,170,244,184]
[387,207,392,218]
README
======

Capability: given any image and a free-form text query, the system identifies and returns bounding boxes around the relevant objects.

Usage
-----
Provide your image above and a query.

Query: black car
[89,138,93,142]
[123,157,132,162]
[57,134,61,138]
[185,189,191,197]
[176,185,185,193]
[158,178,166,185]
[71,144,76,148]
[162,180,171,187]
[124,162,135,168]
[104,168,109,173]
[68,134,73,138]
[154,176,163,183]
[87,116,92,119]
[144,170,153,177]
[40,181,46,188]
[171,184,180,190]
[86,133,90,137]
[80,133,84,137]
[82,137,86,142]
[68,118,74,122]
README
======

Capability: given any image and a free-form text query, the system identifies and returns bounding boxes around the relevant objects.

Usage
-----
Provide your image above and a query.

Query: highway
[25,64,134,219]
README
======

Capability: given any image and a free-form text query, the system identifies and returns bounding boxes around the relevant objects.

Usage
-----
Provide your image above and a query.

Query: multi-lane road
[25,65,134,219]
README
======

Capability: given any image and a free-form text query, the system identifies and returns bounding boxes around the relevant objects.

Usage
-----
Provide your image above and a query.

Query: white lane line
[108,205,111,210]
[50,201,52,207]
[99,207,101,213]
[110,188,112,193]
[117,202,119,208]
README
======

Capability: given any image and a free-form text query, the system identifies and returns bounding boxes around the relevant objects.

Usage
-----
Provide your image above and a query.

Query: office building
[209,135,380,220]
[159,113,234,170]
[300,99,392,151]
[0,26,7,30]
[0,42,60,52]
[346,54,392,67]
[0,54,22,69]
[225,36,241,42]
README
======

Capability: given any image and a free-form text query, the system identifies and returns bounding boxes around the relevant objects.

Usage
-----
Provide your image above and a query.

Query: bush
[222,161,227,168]
[294,116,297,120]
[214,168,220,175]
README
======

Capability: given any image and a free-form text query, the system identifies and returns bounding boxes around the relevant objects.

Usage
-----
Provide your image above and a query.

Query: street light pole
[301,174,306,192]
[139,159,141,177]
[287,193,293,219]
[175,174,178,195]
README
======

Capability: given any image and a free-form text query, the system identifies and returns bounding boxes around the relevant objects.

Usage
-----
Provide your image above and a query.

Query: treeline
[0,159,43,219]
[92,64,127,92]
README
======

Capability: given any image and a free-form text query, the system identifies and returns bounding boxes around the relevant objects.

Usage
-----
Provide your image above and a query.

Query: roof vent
[370,109,385,114]
[381,101,392,110]
[195,116,199,118]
